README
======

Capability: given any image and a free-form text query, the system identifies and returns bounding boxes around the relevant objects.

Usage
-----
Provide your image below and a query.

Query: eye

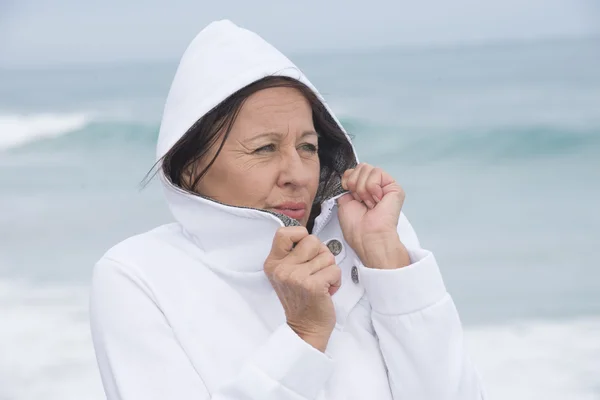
[254,144,276,154]
[300,143,318,153]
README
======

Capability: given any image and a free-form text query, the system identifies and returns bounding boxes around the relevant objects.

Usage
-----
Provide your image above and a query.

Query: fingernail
[365,200,375,209]
[374,195,381,203]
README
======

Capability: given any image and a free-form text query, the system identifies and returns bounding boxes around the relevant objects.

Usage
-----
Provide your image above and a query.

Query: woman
[90,20,485,400]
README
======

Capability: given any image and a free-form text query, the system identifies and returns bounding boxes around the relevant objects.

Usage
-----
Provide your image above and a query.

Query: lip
[272,202,307,221]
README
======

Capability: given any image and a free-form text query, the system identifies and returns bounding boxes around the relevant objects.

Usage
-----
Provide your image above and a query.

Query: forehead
[233,87,314,131]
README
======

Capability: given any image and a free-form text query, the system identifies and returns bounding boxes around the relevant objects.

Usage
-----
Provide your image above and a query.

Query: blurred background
[1,1,599,399]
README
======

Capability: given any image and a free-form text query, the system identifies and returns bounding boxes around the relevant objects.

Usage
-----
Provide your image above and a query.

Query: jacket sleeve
[90,257,333,400]
[356,215,486,400]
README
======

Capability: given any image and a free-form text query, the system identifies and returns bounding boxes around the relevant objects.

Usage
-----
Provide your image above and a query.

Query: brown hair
[149,75,356,228]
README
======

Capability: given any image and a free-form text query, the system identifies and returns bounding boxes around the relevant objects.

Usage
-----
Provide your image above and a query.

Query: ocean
[1,37,599,399]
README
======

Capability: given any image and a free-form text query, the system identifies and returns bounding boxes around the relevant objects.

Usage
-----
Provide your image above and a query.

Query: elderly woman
[90,20,485,400]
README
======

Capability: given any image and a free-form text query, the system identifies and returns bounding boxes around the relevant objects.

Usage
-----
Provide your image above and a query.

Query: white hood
[157,20,356,162]
[156,20,358,255]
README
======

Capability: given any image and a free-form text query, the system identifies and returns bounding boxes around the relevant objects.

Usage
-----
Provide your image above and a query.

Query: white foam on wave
[0,279,103,400]
[0,113,91,151]
[467,318,600,399]
[1,278,599,399]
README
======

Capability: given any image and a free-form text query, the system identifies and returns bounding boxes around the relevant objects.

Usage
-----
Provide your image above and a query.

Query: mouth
[272,202,307,221]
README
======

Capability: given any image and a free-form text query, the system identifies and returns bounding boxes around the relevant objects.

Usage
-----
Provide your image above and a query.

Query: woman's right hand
[264,226,341,352]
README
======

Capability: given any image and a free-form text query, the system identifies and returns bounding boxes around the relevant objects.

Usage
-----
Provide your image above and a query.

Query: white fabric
[90,19,485,400]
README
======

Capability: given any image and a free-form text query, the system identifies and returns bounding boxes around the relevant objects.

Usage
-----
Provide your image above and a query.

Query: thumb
[336,193,354,208]
[269,226,310,261]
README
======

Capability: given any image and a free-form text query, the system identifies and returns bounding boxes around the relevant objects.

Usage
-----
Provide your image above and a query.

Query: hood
[156,20,359,269]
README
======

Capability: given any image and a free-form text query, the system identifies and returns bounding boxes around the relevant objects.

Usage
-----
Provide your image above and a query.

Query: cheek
[237,173,276,200]
[307,158,321,198]
[235,158,279,190]
[202,159,279,207]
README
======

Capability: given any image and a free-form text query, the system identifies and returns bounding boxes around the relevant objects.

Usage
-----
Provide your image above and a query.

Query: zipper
[312,201,334,234]
[312,190,349,235]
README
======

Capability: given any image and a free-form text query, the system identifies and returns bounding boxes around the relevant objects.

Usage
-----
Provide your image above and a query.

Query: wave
[0,113,92,151]
[0,113,159,155]
[419,126,600,161]
[465,318,600,399]
[346,118,600,163]
[0,279,103,400]
[3,113,599,165]
[0,278,599,399]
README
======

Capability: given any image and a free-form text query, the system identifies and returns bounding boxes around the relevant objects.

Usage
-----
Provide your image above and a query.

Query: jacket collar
[161,173,344,273]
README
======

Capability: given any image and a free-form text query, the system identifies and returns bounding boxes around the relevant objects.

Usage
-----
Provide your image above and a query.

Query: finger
[306,248,336,275]
[310,264,342,296]
[343,169,363,203]
[345,164,364,202]
[289,249,336,281]
[343,165,361,192]
[287,234,324,264]
[341,168,354,191]
[329,278,341,296]
[366,167,385,204]
[269,226,310,261]
[355,164,375,208]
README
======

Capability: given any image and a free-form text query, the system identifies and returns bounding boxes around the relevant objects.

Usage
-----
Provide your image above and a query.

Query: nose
[276,147,314,189]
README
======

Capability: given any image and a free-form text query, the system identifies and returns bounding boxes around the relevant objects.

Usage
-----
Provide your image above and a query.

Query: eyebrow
[245,130,319,143]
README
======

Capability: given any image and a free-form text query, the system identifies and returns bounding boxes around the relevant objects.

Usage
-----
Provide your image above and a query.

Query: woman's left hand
[337,163,411,270]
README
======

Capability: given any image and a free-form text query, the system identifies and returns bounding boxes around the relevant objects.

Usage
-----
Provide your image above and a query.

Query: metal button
[326,239,343,256]
[351,266,359,284]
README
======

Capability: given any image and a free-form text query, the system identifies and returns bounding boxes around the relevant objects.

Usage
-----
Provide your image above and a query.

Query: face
[192,86,321,226]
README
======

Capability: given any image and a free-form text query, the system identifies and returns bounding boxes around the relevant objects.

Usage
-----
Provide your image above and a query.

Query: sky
[0,0,598,67]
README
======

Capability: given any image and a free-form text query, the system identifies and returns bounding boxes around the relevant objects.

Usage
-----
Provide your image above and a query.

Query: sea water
[1,37,599,399]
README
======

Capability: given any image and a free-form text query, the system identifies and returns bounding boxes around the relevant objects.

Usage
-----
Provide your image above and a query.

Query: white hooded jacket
[90,20,485,400]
